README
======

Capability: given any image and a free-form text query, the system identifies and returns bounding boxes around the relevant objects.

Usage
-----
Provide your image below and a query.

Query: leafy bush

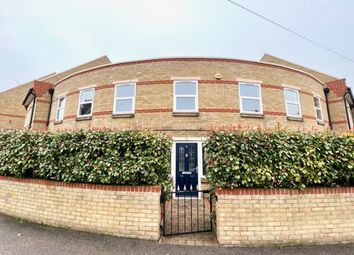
[0,130,172,188]
[204,130,354,189]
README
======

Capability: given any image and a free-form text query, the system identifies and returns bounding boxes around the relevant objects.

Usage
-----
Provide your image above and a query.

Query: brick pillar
[31,80,53,131]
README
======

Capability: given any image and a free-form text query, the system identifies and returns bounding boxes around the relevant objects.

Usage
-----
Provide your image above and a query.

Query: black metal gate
[161,190,213,236]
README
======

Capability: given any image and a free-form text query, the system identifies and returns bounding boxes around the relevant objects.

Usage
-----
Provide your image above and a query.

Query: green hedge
[204,130,354,189]
[0,130,172,187]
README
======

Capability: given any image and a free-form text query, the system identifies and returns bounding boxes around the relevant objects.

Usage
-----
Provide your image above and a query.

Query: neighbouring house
[0,54,353,192]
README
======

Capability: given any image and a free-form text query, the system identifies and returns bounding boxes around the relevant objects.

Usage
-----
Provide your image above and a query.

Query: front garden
[0,130,171,188]
[0,129,353,190]
[204,130,354,189]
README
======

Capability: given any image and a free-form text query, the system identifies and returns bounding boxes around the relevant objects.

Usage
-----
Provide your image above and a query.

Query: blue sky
[0,0,353,92]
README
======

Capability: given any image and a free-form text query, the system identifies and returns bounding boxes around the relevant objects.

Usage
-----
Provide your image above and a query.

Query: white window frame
[238,82,263,114]
[314,96,323,122]
[55,95,66,121]
[113,83,136,114]
[77,88,95,117]
[173,80,198,113]
[284,88,302,118]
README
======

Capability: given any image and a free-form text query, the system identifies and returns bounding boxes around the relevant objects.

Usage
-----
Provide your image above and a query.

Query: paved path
[163,197,212,236]
[0,213,353,255]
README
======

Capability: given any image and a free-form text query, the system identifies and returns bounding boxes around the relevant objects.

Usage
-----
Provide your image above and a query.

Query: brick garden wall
[216,188,354,246]
[0,176,161,240]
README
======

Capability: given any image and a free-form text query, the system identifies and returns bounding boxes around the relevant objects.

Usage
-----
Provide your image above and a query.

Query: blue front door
[176,143,198,196]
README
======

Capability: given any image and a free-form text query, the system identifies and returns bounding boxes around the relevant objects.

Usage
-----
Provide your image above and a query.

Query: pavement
[0,213,353,255]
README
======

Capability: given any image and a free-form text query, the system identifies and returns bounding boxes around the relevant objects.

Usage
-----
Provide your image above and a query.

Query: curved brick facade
[48,57,329,135]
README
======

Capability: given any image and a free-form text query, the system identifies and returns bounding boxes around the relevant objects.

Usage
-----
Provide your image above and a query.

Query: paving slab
[160,232,219,246]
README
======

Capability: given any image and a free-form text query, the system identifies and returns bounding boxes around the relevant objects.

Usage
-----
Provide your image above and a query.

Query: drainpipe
[46,88,55,127]
[29,94,36,130]
[323,88,332,130]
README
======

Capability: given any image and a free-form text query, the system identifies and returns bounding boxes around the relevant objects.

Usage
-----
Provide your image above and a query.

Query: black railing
[161,190,212,236]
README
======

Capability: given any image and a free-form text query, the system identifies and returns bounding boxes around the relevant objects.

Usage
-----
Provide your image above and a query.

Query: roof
[18,56,111,107]
[53,56,326,88]
[260,54,339,83]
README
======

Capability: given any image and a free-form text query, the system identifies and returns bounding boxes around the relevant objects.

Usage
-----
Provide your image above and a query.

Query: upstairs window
[114,83,136,114]
[284,88,302,118]
[314,96,323,122]
[173,81,198,112]
[239,83,263,114]
[77,88,95,117]
[56,96,66,121]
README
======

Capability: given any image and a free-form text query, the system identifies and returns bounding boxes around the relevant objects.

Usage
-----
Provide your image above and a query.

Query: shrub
[0,130,172,188]
[204,130,354,189]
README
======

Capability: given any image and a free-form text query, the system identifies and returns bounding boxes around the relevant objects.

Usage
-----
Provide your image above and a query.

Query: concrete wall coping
[216,187,354,195]
[0,176,161,193]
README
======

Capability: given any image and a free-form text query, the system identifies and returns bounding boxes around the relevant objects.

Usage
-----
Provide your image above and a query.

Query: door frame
[171,137,206,198]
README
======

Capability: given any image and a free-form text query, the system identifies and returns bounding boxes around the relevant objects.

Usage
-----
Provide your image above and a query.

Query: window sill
[317,120,325,126]
[287,116,303,122]
[240,113,264,118]
[76,116,92,121]
[54,120,63,125]
[112,113,135,118]
[173,112,199,117]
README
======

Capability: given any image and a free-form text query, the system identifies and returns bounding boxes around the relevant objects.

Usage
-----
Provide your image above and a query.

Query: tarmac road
[0,213,353,255]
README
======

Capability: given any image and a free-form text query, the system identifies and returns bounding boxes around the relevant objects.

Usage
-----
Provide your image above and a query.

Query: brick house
[0,54,353,192]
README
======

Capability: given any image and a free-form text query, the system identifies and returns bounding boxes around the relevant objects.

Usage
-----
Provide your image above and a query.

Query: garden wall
[0,176,161,240]
[216,188,354,246]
